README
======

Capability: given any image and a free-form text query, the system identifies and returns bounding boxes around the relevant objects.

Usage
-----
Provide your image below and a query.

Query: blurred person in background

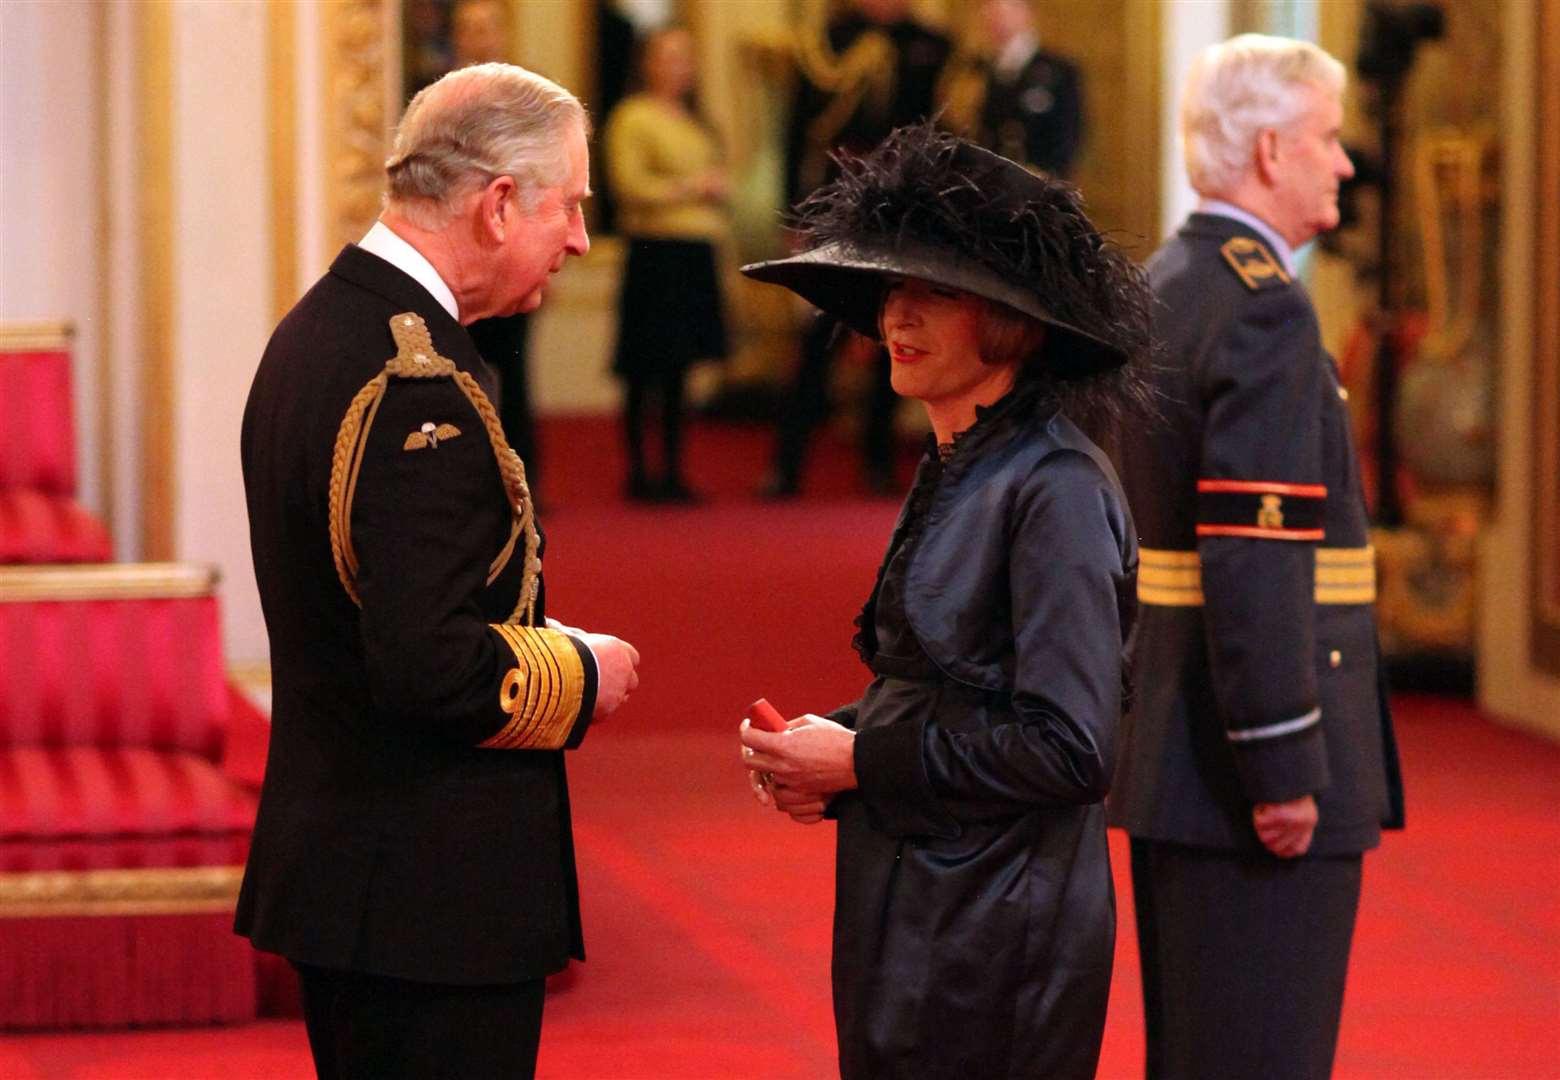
[762,0,951,498]
[972,0,1083,178]
[450,0,509,65]
[604,24,730,504]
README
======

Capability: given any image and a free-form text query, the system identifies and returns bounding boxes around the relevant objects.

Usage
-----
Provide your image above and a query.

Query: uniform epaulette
[328,312,542,624]
[1219,236,1292,291]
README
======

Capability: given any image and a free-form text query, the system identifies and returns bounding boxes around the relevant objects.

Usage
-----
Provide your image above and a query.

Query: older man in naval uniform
[237,63,640,1079]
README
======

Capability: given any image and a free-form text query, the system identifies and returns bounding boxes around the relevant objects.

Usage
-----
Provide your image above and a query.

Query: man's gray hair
[385,62,588,222]
[1180,34,1346,197]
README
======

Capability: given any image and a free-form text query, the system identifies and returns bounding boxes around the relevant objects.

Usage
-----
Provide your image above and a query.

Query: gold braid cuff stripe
[0,865,243,918]
[1138,545,1377,607]
[481,625,585,750]
[328,313,541,624]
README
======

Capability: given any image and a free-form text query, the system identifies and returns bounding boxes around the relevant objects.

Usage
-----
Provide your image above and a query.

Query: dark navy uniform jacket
[1107,213,1404,855]
[977,47,1083,178]
[236,245,598,984]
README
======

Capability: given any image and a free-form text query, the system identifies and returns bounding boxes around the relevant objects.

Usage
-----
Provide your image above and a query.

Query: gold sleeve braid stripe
[1138,546,1377,607]
[481,625,586,750]
[328,313,542,624]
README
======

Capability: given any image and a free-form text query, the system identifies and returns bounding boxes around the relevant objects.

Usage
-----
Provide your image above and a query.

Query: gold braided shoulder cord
[329,312,542,625]
[792,22,896,194]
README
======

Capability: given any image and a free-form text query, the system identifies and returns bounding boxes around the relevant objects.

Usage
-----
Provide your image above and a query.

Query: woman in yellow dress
[604,26,729,503]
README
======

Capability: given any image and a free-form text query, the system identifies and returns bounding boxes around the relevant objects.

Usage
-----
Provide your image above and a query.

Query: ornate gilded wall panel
[323,0,396,259]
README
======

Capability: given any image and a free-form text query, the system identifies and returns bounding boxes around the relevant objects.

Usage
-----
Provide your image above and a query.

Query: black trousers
[294,962,545,1080]
[623,365,690,485]
[1129,838,1363,1080]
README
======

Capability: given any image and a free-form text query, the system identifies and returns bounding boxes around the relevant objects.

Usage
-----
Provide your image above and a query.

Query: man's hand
[1253,795,1318,858]
[740,713,856,824]
[580,633,639,718]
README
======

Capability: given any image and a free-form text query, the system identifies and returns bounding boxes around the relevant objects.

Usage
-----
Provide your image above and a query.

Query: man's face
[982,0,1030,46]
[500,123,590,315]
[1268,82,1354,247]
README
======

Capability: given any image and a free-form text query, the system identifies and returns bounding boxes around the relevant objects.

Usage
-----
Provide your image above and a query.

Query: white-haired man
[237,63,640,1079]
[1108,35,1404,1079]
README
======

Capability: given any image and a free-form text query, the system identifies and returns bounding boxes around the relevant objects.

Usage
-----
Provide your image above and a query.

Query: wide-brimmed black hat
[742,123,1143,375]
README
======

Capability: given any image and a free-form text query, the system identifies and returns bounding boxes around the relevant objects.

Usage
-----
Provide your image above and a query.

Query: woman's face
[880,277,1015,409]
[644,29,696,99]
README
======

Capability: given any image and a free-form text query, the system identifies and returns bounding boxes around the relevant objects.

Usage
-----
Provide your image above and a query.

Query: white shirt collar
[994,32,1040,78]
[1197,199,1296,277]
[357,220,460,322]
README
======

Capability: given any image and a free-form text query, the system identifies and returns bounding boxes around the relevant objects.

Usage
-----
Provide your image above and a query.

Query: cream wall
[169,0,273,665]
[0,0,109,533]
[1160,0,1231,237]
[1,1,273,664]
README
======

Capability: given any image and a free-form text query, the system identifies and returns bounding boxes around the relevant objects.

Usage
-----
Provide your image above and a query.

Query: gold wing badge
[403,421,462,450]
[1220,236,1292,291]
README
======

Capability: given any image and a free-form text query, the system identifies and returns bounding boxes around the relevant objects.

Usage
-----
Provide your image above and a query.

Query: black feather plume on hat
[776,121,1156,428]
[793,122,1151,368]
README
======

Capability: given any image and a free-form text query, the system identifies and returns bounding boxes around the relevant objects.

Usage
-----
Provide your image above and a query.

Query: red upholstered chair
[0,563,267,1029]
[0,322,113,564]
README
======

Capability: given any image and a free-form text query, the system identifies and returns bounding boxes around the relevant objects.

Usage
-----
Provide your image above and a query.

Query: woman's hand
[739,714,857,825]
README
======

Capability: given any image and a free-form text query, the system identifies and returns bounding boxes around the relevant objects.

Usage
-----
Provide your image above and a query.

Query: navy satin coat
[826,385,1137,1079]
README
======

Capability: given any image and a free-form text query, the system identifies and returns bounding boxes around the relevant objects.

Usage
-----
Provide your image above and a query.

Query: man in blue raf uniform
[237,64,640,1079]
[1109,35,1404,1080]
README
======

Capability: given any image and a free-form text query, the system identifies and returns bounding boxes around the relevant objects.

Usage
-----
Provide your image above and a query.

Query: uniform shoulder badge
[1220,236,1292,291]
[386,312,457,377]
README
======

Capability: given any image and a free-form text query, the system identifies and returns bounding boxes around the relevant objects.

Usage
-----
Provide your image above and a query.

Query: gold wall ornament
[323,0,396,258]
[138,0,175,562]
[269,0,300,322]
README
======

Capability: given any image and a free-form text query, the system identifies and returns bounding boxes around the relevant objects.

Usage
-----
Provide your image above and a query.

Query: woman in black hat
[738,122,1151,1079]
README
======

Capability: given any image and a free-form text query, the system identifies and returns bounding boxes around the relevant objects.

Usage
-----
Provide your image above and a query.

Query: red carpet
[2,417,1557,1078]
